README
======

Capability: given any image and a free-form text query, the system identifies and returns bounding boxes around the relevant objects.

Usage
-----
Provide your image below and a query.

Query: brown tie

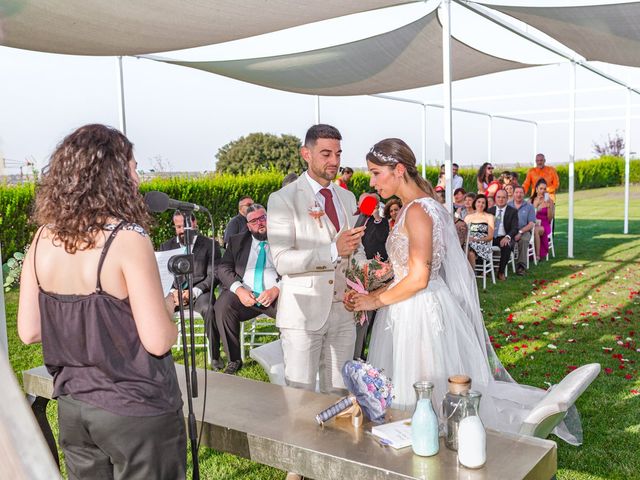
[320,188,340,231]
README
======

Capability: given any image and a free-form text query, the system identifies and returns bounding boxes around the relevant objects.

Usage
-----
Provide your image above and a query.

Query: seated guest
[384,198,402,229]
[335,166,353,190]
[487,195,496,209]
[215,204,279,374]
[453,187,466,210]
[437,163,464,190]
[487,189,519,281]
[504,183,515,202]
[223,195,254,246]
[435,185,446,204]
[160,211,223,369]
[464,194,494,268]
[508,185,536,275]
[282,172,298,187]
[510,171,520,186]
[476,162,494,195]
[530,178,555,261]
[456,192,476,220]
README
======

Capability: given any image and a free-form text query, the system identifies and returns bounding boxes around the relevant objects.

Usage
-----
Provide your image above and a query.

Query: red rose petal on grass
[605,368,613,374]
[567,366,578,372]
[624,374,633,380]
[631,390,639,396]
[619,365,626,370]
[506,314,514,323]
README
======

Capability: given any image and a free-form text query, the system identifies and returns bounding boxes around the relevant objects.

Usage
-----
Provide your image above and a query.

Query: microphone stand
[170,214,200,480]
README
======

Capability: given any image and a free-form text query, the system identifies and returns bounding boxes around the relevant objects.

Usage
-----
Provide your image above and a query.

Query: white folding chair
[250,339,319,391]
[526,230,537,269]
[173,311,211,362]
[519,363,600,440]
[465,229,495,289]
[492,245,516,277]
[239,314,279,361]
[546,219,556,260]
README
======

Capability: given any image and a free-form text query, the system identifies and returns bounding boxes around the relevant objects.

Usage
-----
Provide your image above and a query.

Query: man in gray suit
[267,124,365,395]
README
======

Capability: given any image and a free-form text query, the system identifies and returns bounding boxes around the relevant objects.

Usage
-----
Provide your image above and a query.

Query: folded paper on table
[371,418,412,449]
[155,248,182,294]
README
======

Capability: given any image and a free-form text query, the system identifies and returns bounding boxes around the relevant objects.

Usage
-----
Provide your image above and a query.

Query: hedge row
[1,156,638,262]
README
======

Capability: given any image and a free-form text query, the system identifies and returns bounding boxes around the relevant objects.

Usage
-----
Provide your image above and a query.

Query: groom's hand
[236,287,257,307]
[343,290,357,312]
[336,226,366,257]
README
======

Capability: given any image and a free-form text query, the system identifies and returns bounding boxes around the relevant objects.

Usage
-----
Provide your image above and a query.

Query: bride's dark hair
[366,138,437,198]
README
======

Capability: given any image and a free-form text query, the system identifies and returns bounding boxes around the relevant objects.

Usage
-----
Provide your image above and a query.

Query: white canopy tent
[1,0,640,354]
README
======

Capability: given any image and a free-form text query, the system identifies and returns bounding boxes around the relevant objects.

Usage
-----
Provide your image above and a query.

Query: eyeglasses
[487,166,494,170]
[247,215,267,225]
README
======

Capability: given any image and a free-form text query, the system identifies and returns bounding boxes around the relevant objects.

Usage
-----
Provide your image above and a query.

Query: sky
[1,0,639,175]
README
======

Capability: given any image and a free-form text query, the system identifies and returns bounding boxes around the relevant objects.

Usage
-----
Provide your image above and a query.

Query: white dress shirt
[304,171,346,262]
[230,237,279,294]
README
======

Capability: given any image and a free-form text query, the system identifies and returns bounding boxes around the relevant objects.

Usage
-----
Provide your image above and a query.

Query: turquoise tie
[253,241,267,296]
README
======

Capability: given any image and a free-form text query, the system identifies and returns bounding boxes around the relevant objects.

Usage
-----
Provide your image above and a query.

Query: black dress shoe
[212,358,225,370]
[516,266,526,276]
[223,360,243,375]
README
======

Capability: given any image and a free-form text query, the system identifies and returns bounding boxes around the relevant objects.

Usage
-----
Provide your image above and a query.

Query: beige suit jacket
[267,175,362,331]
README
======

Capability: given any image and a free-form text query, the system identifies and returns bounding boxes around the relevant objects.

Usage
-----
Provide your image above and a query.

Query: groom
[267,124,365,395]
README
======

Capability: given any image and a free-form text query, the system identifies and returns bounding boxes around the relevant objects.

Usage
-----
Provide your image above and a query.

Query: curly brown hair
[33,124,152,253]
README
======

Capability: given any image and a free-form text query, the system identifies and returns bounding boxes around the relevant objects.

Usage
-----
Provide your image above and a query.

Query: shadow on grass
[481,219,640,480]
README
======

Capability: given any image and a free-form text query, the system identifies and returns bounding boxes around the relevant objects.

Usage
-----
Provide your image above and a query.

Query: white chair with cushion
[465,230,495,289]
[250,340,320,391]
[519,363,600,440]
[249,339,286,385]
[491,245,516,277]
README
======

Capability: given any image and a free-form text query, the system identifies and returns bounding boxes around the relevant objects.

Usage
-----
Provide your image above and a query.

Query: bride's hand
[352,293,382,312]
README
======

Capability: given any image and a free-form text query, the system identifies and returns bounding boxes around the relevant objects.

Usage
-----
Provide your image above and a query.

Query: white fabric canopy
[486,1,640,67]
[148,10,532,96]
[0,0,413,55]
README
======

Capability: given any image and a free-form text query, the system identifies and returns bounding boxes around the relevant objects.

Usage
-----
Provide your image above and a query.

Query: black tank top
[35,222,183,416]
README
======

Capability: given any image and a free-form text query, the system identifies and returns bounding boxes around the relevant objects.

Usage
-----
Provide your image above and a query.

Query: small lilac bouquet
[345,255,394,325]
[315,360,393,426]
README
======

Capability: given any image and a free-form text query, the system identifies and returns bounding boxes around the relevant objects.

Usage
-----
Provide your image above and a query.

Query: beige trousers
[280,302,356,395]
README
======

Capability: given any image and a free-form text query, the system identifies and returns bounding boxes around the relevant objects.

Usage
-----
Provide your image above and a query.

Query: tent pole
[442,0,453,213]
[422,104,427,177]
[488,115,493,164]
[624,88,631,234]
[116,56,127,135]
[568,62,576,259]
[0,244,7,357]
[315,95,320,124]
[534,122,539,163]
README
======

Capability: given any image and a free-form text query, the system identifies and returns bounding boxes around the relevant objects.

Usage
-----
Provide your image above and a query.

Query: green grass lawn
[4,185,639,479]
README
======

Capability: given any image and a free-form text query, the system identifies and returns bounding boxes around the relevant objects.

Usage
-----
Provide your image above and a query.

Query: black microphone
[354,195,378,228]
[144,191,209,213]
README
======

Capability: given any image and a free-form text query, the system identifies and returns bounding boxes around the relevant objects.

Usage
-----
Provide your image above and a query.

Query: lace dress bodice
[386,197,447,285]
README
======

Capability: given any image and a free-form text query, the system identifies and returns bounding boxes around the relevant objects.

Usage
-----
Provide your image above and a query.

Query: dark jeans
[58,395,186,480]
[214,289,277,363]
[177,293,221,360]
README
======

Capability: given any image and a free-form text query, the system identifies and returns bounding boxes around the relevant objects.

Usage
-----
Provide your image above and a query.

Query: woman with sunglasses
[476,162,495,195]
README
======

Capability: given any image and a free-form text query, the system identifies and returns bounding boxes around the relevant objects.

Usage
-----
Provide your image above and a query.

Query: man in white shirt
[214,204,279,374]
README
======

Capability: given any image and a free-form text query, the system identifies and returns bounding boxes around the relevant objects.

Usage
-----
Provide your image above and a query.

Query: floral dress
[468,222,492,261]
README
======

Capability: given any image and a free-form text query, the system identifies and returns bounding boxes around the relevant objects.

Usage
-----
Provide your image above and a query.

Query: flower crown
[369,148,399,165]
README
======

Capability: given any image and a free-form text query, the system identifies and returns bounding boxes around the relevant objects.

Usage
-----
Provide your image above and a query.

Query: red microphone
[354,195,378,228]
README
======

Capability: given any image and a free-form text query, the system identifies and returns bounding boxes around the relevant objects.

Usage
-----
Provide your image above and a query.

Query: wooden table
[24,365,556,479]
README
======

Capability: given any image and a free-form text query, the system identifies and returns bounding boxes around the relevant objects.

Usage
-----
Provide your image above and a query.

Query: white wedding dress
[368,197,581,444]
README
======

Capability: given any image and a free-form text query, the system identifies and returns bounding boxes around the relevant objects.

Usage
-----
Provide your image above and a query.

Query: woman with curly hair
[18,124,186,479]
[476,162,495,195]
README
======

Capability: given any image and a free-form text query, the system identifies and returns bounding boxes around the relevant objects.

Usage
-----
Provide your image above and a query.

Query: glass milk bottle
[442,375,472,451]
[457,391,486,469]
[411,381,439,457]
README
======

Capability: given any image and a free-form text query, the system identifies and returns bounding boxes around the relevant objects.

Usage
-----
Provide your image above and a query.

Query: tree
[593,131,625,158]
[215,133,304,174]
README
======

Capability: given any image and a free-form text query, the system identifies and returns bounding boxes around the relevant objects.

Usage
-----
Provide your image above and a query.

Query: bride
[350,138,581,444]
